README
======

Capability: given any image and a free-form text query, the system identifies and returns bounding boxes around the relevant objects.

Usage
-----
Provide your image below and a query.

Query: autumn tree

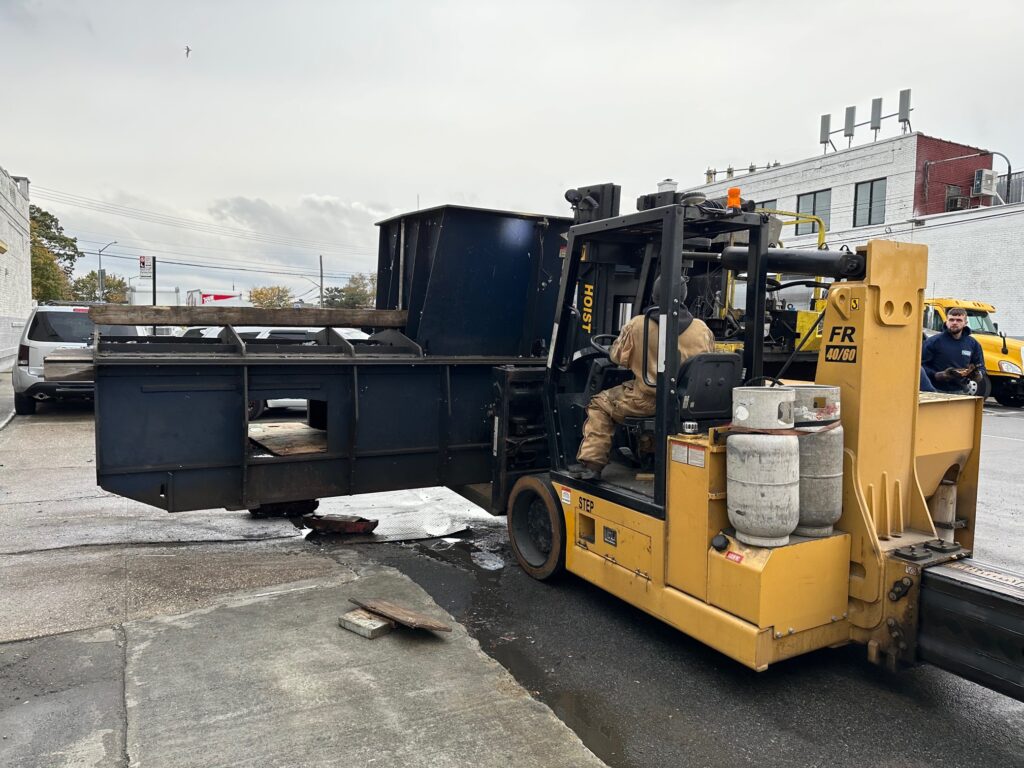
[323,273,377,309]
[72,270,129,303]
[249,285,294,308]
[30,205,84,278]
[31,245,70,302]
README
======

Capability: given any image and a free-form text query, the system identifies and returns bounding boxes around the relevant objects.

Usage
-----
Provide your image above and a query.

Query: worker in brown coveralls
[575,276,715,477]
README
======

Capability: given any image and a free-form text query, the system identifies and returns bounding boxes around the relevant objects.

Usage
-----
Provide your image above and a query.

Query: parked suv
[12,304,145,415]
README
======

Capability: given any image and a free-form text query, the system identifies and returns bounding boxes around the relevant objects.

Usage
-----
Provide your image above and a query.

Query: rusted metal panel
[302,514,379,535]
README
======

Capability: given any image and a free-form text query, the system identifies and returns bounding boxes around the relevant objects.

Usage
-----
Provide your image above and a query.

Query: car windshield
[27,311,139,342]
[966,311,997,334]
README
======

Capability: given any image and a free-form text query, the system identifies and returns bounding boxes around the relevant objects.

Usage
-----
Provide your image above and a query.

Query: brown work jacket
[609,314,716,398]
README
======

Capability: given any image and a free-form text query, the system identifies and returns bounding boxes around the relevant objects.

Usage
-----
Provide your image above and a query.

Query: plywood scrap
[349,598,451,633]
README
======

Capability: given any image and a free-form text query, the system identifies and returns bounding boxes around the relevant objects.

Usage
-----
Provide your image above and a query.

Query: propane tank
[791,385,844,538]
[727,387,800,548]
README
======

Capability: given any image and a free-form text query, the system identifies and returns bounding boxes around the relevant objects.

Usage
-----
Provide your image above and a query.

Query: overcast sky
[3,0,1021,298]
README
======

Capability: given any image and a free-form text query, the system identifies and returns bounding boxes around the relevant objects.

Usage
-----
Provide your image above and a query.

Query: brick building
[0,165,32,370]
[689,133,1024,334]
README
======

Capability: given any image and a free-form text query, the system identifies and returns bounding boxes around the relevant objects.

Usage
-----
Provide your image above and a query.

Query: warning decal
[687,446,706,468]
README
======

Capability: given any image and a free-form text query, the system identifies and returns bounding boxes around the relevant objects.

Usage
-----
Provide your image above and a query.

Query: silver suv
[12,304,144,415]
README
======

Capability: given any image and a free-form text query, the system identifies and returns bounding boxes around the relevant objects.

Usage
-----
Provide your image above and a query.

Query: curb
[0,410,13,431]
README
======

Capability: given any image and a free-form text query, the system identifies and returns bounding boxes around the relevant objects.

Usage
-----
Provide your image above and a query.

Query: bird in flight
[185,45,192,58]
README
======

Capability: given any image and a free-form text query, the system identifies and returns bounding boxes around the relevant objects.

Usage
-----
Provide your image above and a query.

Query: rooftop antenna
[844,106,856,148]
[820,89,913,152]
[898,89,913,133]
[820,115,837,154]
[870,97,883,141]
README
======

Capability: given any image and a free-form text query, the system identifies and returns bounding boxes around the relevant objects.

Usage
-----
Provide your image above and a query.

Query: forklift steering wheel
[589,334,618,357]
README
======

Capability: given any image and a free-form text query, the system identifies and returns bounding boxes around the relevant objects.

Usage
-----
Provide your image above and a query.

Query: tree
[30,205,84,278]
[31,243,71,302]
[72,270,129,303]
[323,273,377,309]
[249,285,294,308]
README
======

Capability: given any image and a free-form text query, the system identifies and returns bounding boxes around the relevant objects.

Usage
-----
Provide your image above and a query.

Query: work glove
[934,368,958,384]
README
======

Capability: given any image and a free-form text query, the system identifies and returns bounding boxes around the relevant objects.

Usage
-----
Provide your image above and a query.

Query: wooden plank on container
[349,598,452,632]
[248,422,327,456]
[88,305,408,328]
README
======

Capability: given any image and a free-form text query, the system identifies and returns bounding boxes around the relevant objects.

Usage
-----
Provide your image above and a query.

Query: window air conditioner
[972,168,999,197]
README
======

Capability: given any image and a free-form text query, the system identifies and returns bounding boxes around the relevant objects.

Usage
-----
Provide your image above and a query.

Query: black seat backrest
[677,353,742,422]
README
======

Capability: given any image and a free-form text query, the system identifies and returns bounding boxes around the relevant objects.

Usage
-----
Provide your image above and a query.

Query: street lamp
[97,241,117,301]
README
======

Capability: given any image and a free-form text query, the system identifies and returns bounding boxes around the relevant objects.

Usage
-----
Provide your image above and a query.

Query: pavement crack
[117,623,131,768]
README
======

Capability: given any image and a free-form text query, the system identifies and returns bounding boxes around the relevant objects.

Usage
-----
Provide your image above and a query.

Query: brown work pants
[576,381,655,468]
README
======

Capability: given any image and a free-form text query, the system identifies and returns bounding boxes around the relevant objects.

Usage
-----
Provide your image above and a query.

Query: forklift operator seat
[615,352,741,468]
[676,352,742,425]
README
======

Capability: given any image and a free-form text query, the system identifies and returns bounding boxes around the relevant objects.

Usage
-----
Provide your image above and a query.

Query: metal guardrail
[997,171,1024,205]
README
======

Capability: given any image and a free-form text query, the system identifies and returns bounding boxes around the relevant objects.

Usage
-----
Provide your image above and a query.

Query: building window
[796,189,831,235]
[854,178,887,227]
[758,198,777,211]
[945,185,967,212]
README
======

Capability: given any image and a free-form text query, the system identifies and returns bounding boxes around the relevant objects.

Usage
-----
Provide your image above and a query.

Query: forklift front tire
[507,474,566,581]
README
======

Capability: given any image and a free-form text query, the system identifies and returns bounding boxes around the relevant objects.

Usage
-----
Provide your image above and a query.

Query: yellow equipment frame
[555,240,982,672]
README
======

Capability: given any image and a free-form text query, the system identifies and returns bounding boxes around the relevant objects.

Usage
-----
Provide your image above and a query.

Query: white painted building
[0,166,32,370]
[687,133,1024,334]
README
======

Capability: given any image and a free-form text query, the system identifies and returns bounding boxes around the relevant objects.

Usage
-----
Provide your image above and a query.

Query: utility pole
[152,257,157,335]
[98,241,117,301]
[319,254,324,308]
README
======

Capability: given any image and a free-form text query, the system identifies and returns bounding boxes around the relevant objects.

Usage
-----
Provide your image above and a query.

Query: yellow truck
[924,298,1024,406]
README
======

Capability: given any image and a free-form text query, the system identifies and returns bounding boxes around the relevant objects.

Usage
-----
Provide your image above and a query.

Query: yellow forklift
[505,188,1019,698]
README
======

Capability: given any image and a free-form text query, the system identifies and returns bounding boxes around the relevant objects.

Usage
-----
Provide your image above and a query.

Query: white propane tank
[732,385,795,430]
[791,385,844,537]
[727,387,800,548]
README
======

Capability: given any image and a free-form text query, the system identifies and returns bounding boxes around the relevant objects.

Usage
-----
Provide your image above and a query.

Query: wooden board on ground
[349,598,452,633]
[339,608,395,639]
[248,422,327,456]
[43,348,95,382]
[303,513,379,534]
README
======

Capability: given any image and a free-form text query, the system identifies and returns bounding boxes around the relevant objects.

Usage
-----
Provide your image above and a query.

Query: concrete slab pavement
[0,389,607,767]
[0,540,349,643]
[124,564,604,768]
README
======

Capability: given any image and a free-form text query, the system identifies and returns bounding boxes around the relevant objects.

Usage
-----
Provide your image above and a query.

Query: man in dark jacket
[922,307,985,393]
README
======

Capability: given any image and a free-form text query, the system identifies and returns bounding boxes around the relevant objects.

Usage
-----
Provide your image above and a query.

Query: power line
[32,186,379,254]
[74,238,364,277]
[88,250,359,281]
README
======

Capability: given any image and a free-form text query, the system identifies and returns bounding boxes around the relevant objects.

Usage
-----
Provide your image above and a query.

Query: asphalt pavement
[2,394,1022,768]
[0,403,606,768]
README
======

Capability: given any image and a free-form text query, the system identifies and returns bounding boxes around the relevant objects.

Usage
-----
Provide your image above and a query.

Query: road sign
[139,255,153,279]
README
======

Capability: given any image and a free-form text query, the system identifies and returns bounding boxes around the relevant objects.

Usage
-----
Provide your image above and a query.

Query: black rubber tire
[992,380,1024,407]
[248,399,265,420]
[507,474,566,581]
[14,392,36,415]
